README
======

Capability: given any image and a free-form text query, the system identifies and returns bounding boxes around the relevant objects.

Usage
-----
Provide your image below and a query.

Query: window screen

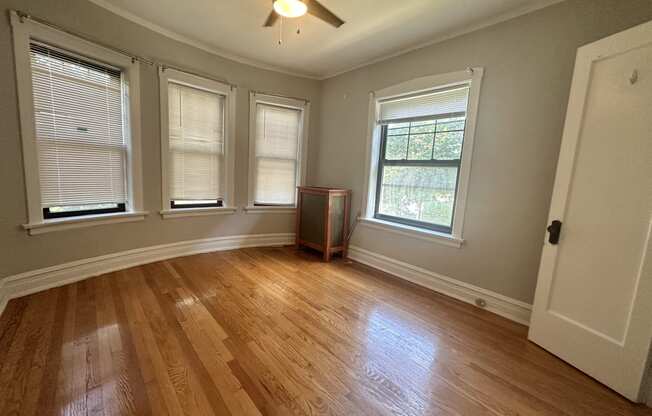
[30,42,127,216]
[253,103,301,205]
[168,82,225,208]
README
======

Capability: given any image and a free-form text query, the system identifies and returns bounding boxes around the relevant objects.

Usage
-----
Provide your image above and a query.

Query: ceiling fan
[263,0,345,28]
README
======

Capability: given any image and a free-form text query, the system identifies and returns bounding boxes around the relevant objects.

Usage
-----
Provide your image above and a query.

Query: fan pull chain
[278,17,283,45]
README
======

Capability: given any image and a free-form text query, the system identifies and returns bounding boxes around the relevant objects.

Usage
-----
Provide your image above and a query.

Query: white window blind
[254,103,301,205]
[168,82,225,202]
[30,42,127,208]
[378,85,470,124]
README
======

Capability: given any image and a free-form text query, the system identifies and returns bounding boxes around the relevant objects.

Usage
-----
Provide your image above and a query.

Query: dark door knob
[547,220,562,245]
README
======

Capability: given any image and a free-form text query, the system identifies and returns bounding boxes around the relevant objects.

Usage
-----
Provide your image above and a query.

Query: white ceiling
[89,0,561,79]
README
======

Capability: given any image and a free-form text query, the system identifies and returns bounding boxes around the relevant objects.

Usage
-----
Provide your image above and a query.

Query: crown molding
[320,0,565,79]
[86,0,322,79]
[87,0,565,81]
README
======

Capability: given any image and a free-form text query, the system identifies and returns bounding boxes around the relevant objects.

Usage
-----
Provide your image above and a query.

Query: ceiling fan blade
[305,0,345,28]
[263,10,279,27]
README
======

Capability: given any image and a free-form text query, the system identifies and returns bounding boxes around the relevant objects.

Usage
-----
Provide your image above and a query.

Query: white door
[528,20,652,402]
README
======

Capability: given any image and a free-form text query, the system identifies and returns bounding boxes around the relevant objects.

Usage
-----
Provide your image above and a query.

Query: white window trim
[246,92,309,213]
[22,211,149,235]
[10,11,146,235]
[361,67,484,246]
[158,67,237,219]
[357,217,464,248]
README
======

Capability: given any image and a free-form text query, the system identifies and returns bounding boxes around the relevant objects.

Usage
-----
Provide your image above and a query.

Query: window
[246,93,309,211]
[30,43,129,219]
[159,68,236,218]
[362,68,483,242]
[11,11,144,235]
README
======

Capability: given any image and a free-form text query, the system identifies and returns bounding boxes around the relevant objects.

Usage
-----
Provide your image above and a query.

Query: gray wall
[313,0,652,303]
[0,0,321,278]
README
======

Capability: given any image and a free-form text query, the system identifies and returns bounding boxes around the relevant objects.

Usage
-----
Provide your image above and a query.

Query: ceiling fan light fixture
[273,0,307,18]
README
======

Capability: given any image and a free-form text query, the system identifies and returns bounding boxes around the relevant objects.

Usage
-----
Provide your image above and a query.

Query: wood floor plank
[0,290,59,415]
[109,271,152,415]
[1,246,651,415]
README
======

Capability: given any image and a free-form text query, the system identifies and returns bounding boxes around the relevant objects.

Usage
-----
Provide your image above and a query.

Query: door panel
[529,20,652,402]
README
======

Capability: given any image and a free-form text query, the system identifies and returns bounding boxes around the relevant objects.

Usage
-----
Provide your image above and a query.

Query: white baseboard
[348,245,532,325]
[0,236,530,326]
[0,280,7,318]
[0,233,294,316]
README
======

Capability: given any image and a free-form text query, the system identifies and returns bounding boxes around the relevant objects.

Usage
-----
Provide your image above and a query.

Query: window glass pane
[48,203,120,213]
[433,131,464,160]
[436,117,465,132]
[387,122,409,136]
[171,199,222,208]
[378,166,458,228]
[409,120,436,134]
[407,133,434,160]
[385,134,408,160]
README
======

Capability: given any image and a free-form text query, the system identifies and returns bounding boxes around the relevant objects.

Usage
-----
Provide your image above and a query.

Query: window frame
[361,68,484,245]
[158,67,237,219]
[10,11,146,235]
[245,92,310,214]
[374,121,464,234]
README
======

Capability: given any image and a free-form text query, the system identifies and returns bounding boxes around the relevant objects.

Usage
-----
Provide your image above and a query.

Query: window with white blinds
[253,103,302,205]
[378,85,470,125]
[365,68,483,239]
[29,42,128,216]
[167,82,225,208]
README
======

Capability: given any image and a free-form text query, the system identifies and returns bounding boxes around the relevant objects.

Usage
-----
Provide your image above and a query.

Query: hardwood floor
[0,246,650,415]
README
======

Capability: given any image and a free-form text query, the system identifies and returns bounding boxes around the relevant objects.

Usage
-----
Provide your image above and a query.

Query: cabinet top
[298,186,351,195]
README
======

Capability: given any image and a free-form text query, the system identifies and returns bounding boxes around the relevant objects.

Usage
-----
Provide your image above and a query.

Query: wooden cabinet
[295,186,351,261]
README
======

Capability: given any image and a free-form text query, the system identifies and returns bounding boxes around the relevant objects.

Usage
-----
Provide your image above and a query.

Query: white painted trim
[528,19,652,403]
[86,0,322,79]
[358,218,463,248]
[10,11,144,229]
[348,245,532,325]
[247,92,309,207]
[22,211,149,235]
[0,232,294,317]
[160,207,237,219]
[87,0,562,80]
[0,280,7,319]
[361,67,484,241]
[243,206,296,214]
[159,67,237,211]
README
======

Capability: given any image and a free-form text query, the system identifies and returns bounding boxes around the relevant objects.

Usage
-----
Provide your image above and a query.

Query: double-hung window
[11,11,144,235]
[364,68,483,241]
[246,93,309,211]
[31,43,128,219]
[159,68,236,218]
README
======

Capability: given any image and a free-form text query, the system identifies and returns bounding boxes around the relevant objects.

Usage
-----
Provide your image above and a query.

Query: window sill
[23,211,149,235]
[243,206,296,214]
[357,217,464,248]
[160,207,237,219]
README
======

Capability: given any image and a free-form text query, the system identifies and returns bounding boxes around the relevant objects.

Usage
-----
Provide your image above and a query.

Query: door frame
[529,19,652,402]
